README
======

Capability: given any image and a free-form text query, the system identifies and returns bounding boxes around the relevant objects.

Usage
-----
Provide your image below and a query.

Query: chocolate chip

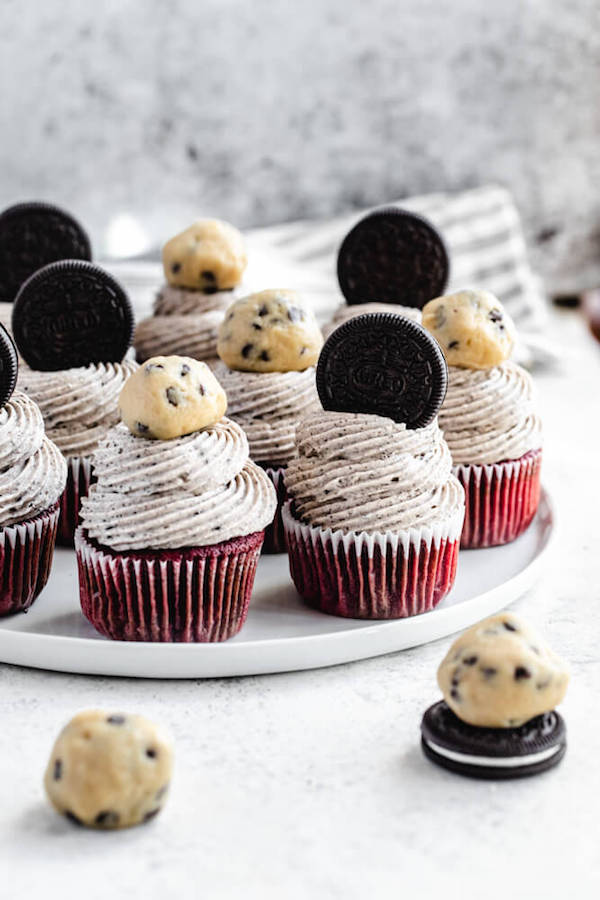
[136,422,149,434]
[536,679,551,690]
[166,386,179,406]
[489,309,503,323]
[65,810,83,826]
[300,346,307,354]
[451,677,459,687]
[259,350,270,362]
[203,285,219,294]
[287,306,305,323]
[514,666,531,680]
[252,323,262,330]
[450,688,460,700]
[503,621,517,632]
[198,383,205,396]
[171,262,181,274]
[463,655,478,666]
[448,340,459,349]
[146,748,157,759]
[106,714,126,725]
[201,270,215,282]
[258,304,269,316]
[145,363,164,373]
[481,667,497,679]
[242,343,253,358]
[180,364,190,376]
[53,759,62,781]
[95,810,120,828]
[143,808,160,823]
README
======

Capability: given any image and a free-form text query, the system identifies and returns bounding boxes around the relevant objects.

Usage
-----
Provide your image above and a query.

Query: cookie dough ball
[44,710,173,829]
[120,356,227,440]
[217,289,323,373]
[422,289,516,369]
[162,219,247,291]
[438,613,569,728]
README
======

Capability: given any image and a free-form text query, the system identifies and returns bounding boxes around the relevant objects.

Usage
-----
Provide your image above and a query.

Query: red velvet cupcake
[76,356,276,642]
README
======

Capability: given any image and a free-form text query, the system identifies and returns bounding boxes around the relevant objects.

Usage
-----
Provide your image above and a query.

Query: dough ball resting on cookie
[217,289,323,373]
[120,356,227,440]
[162,219,247,291]
[44,710,173,829]
[437,612,569,728]
[422,289,516,369]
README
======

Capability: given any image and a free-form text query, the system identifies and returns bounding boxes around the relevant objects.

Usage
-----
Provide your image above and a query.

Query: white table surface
[0,307,598,899]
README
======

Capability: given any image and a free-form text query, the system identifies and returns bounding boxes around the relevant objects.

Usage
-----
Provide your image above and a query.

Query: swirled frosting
[212,361,321,467]
[80,417,277,551]
[18,360,138,459]
[134,312,223,364]
[439,362,542,465]
[0,391,67,526]
[324,302,422,338]
[153,283,245,317]
[285,411,464,534]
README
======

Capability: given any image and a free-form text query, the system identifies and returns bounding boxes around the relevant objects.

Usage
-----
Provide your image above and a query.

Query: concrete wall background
[1,0,599,292]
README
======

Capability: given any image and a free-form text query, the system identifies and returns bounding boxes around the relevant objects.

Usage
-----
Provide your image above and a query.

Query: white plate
[0,490,554,679]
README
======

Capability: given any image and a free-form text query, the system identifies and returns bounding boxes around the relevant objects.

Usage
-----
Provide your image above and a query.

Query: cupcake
[421,612,569,778]
[75,356,277,642]
[422,289,542,548]
[214,289,323,553]
[12,260,137,546]
[283,314,465,619]
[134,219,248,366]
[0,325,67,616]
[324,207,449,337]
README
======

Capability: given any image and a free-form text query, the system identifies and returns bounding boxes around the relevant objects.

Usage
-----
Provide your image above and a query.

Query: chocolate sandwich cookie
[421,700,566,780]
[0,324,18,408]
[316,313,447,429]
[337,208,449,308]
[12,260,134,371]
[0,202,91,304]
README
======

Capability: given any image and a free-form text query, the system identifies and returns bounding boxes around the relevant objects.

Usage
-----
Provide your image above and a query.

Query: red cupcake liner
[0,502,60,617]
[57,456,94,547]
[455,448,542,549]
[260,466,288,554]
[282,502,463,619]
[75,528,265,642]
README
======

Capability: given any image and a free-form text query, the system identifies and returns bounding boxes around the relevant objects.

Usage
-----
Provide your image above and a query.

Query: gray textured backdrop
[1,0,599,293]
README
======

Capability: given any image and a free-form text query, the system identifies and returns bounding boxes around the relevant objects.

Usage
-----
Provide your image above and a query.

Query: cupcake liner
[57,456,94,547]
[455,448,542,549]
[282,502,463,619]
[0,502,60,617]
[260,466,288,554]
[75,529,265,642]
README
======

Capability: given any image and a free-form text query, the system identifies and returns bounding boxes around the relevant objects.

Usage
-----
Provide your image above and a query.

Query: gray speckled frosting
[0,391,67,526]
[80,416,277,551]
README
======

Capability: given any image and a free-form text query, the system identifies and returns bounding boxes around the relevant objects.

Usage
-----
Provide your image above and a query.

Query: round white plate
[0,490,554,679]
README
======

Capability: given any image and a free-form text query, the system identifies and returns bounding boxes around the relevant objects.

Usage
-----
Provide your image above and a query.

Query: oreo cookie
[316,313,447,429]
[421,701,566,780]
[0,202,91,304]
[0,324,18,409]
[12,261,134,371]
[337,208,449,308]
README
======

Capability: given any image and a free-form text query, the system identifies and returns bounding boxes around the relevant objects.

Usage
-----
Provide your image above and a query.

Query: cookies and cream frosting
[80,417,277,551]
[134,312,223,364]
[0,390,67,526]
[324,302,422,338]
[285,410,464,535]
[439,362,542,466]
[153,284,242,317]
[213,361,321,467]
[18,360,138,459]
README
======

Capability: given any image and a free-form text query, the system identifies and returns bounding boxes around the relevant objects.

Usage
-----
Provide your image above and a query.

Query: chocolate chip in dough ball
[422,289,516,369]
[217,289,323,373]
[162,219,246,291]
[44,710,173,830]
[120,355,227,440]
[437,613,569,727]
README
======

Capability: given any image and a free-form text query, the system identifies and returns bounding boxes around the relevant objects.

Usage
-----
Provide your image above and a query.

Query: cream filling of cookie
[439,362,542,466]
[285,411,464,535]
[18,360,138,459]
[423,739,562,768]
[134,312,223,364]
[213,362,321,467]
[0,391,67,526]
[80,417,277,551]
[153,283,245,317]
[323,302,422,338]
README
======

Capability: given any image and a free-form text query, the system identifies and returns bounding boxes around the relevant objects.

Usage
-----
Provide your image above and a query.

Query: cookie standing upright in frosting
[76,355,277,642]
[134,219,249,366]
[422,289,542,548]
[283,313,465,619]
[214,289,323,553]
[12,260,137,545]
[0,324,67,616]
[421,612,569,779]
